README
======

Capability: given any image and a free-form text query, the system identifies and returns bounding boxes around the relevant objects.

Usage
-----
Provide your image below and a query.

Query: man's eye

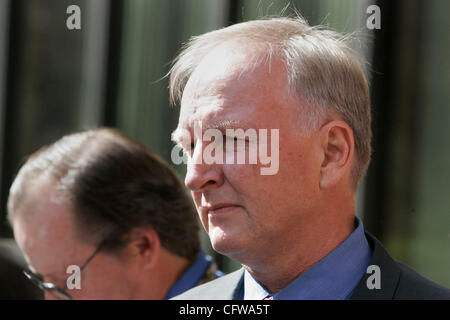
[187,142,195,155]
[224,136,237,143]
[224,136,249,152]
[182,142,194,156]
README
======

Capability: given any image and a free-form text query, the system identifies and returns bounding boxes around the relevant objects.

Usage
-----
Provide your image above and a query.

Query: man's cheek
[201,215,210,233]
[191,192,201,208]
[222,163,258,184]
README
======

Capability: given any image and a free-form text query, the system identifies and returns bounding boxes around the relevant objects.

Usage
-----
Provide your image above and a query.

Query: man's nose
[184,144,224,192]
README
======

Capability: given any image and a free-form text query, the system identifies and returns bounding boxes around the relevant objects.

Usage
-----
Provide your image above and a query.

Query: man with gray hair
[169,16,450,299]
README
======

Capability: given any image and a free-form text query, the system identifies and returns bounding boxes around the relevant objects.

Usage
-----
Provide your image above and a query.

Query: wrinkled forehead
[178,42,290,130]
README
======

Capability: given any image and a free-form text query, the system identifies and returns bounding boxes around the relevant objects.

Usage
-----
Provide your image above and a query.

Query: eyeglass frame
[23,234,113,300]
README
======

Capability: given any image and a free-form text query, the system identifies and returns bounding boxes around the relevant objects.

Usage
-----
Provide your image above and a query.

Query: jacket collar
[211,232,402,300]
[349,232,401,299]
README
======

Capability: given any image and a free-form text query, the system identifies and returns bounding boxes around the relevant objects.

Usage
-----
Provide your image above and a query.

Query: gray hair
[169,16,372,188]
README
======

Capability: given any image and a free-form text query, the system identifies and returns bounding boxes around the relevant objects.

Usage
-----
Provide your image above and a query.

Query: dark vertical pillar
[103,0,124,127]
[363,0,428,258]
[0,0,24,237]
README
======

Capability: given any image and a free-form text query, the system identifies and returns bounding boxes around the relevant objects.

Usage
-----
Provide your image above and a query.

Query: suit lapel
[203,268,245,300]
[350,232,401,299]
[232,268,245,299]
[224,233,402,300]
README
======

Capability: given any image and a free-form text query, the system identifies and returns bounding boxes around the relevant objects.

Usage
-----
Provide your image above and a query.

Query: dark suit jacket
[173,233,450,300]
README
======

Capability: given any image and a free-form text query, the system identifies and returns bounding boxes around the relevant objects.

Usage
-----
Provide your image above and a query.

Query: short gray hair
[169,16,372,188]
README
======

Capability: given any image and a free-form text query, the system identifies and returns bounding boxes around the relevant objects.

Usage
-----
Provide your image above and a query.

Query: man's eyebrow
[203,120,247,131]
[171,120,248,143]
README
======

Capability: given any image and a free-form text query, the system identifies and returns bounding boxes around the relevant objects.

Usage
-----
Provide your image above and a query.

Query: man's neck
[242,214,355,293]
[139,250,191,299]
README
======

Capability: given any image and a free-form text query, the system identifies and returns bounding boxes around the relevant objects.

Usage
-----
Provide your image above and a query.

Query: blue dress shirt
[165,250,223,299]
[243,217,372,300]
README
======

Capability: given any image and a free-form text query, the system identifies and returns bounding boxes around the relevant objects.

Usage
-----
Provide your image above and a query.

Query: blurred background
[0,0,448,292]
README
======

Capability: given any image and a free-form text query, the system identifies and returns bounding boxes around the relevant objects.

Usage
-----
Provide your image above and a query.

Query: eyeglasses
[23,236,110,300]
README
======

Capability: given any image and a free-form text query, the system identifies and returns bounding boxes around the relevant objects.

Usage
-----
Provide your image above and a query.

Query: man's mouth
[203,203,241,216]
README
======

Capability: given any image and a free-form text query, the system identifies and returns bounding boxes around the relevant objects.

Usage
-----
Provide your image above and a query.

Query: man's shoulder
[394,262,450,300]
[351,232,450,300]
[172,268,244,300]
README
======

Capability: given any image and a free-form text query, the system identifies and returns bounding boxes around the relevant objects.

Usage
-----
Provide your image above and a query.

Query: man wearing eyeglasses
[7,128,222,300]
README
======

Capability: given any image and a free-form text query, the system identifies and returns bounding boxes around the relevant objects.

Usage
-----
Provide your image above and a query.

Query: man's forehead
[175,41,293,141]
[181,41,276,103]
[172,115,252,143]
[13,182,85,268]
[19,198,74,249]
[17,209,93,278]
[178,82,258,136]
[189,41,265,84]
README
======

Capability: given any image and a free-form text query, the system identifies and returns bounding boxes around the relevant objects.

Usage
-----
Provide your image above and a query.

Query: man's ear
[319,120,354,189]
[126,226,161,270]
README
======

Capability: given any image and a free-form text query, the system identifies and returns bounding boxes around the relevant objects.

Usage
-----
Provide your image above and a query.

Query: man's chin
[209,227,247,257]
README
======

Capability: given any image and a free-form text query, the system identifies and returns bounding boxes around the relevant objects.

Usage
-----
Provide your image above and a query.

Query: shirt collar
[244,268,272,300]
[244,216,372,300]
[165,250,212,299]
